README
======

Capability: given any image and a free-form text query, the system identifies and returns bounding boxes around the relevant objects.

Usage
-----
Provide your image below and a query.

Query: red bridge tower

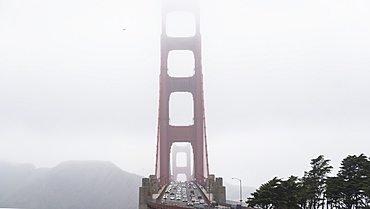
[154,0,209,186]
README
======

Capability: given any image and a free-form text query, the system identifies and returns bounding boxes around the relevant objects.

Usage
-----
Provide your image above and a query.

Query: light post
[232,178,242,204]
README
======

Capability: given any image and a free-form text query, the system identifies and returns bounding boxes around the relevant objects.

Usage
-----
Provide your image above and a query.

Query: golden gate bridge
[139,1,253,209]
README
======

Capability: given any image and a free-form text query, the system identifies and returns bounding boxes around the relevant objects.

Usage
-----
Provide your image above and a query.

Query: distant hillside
[0,161,142,209]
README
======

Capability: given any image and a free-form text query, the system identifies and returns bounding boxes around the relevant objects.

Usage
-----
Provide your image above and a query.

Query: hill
[0,161,142,209]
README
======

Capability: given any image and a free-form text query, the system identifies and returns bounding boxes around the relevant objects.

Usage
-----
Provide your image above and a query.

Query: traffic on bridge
[160,181,209,208]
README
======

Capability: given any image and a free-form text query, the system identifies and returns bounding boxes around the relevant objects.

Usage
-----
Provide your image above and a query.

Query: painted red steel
[155,0,209,186]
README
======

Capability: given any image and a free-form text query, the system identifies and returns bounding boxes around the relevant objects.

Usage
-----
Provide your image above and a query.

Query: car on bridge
[194,203,204,209]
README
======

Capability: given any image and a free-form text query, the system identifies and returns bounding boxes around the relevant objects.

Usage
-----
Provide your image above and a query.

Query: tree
[301,155,333,209]
[247,154,369,209]
[247,176,302,209]
[247,177,281,209]
[325,176,344,209]
[326,154,370,209]
[338,154,370,209]
[279,176,303,209]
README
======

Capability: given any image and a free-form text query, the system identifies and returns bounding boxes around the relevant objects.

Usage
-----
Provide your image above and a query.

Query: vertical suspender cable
[154,76,162,177]
[202,74,210,178]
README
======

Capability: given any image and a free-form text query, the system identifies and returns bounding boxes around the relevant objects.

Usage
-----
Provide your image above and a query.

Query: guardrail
[193,182,210,204]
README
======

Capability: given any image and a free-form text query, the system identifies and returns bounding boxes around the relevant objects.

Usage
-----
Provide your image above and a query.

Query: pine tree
[337,154,370,209]
[301,155,332,209]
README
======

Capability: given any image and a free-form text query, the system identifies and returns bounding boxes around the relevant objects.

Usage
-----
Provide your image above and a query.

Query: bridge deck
[147,181,254,209]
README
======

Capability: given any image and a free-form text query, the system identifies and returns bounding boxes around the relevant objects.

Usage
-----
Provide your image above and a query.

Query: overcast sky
[1,0,370,195]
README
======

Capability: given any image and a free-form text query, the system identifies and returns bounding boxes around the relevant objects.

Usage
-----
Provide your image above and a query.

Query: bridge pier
[139,175,159,209]
[208,175,226,203]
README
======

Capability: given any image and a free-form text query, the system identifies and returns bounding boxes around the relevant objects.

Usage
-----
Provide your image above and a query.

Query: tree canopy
[246,154,370,209]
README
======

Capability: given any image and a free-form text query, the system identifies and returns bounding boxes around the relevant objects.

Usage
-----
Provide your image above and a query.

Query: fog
[1,0,370,192]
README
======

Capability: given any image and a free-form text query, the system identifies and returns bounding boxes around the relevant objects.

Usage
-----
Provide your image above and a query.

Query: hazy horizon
[1,0,369,193]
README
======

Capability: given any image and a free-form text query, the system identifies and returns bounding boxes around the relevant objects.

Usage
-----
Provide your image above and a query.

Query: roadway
[160,181,209,208]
